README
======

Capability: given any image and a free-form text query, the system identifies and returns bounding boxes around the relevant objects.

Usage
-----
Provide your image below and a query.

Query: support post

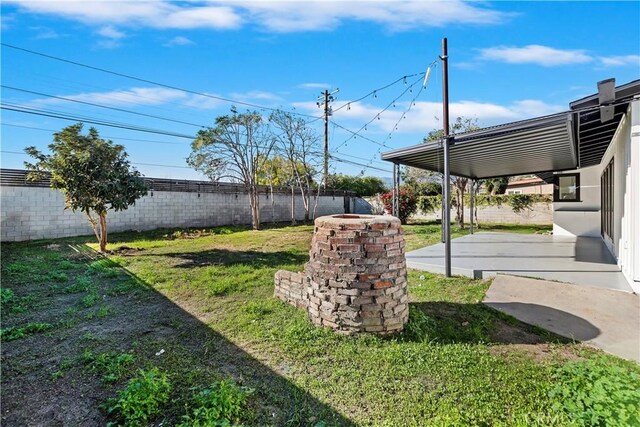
[441,37,452,277]
[395,163,401,218]
[323,89,329,189]
[470,180,475,235]
[392,163,398,217]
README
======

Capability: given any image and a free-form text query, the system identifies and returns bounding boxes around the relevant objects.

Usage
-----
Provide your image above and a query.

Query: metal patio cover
[380,111,577,180]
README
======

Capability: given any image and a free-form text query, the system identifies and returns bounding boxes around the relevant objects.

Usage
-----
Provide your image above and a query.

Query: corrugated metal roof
[382,79,640,179]
[381,111,577,179]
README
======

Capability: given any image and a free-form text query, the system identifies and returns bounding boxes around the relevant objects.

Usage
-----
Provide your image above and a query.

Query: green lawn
[2,222,639,426]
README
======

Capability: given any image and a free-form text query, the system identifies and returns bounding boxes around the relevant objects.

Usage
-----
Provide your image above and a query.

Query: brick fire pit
[274,214,408,335]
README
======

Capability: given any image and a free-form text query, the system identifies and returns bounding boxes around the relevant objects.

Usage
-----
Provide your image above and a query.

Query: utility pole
[317,89,339,188]
[441,37,452,278]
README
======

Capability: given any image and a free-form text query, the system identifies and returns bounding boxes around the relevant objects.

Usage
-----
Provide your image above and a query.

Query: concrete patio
[406,232,633,292]
[485,275,640,361]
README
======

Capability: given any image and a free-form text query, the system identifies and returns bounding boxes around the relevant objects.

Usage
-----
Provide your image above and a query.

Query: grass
[2,221,639,426]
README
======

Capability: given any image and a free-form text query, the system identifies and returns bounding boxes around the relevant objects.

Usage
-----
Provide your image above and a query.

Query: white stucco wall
[552,100,639,292]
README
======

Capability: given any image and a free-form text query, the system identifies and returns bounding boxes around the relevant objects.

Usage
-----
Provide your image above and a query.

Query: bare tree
[187,109,275,230]
[424,117,480,228]
[269,110,322,222]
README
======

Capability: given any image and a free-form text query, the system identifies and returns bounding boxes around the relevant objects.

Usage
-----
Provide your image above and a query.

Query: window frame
[553,173,581,202]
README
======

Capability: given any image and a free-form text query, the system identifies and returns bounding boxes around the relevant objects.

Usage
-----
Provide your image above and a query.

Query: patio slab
[484,275,640,362]
[406,232,633,292]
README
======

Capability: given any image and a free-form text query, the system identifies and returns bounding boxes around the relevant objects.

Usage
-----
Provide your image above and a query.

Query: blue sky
[1,1,639,180]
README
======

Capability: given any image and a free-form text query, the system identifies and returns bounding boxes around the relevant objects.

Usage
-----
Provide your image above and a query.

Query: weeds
[1,322,53,341]
[83,350,135,384]
[548,357,640,426]
[64,276,93,294]
[106,368,171,425]
[81,289,100,308]
[178,380,254,427]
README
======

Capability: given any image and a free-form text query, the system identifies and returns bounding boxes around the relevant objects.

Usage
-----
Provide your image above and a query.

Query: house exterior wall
[552,165,601,237]
[552,100,639,292]
[0,186,349,242]
[506,183,553,195]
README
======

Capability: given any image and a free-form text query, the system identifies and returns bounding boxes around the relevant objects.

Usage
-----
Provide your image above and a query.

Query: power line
[329,155,392,173]
[2,42,323,120]
[2,85,208,129]
[1,103,197,139]
[1,123,185,145]
[332,72,423,113]
[331,73,425,152]
[1,150,192,169]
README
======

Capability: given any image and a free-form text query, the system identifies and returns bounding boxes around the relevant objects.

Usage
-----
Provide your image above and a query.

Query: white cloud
[29,26,61,39]
[479,45,592,67]
[23,86,232,111]
[4,1,243,30]
[298,83,331,89]
[294,98,564,133]
[97,25,126,39]
[598,55,640,67]
[5,0,509,33]
[163,36,195,47]
[229,90,283,103]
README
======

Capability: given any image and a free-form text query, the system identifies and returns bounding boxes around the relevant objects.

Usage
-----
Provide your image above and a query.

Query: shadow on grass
[406,301,579,345]
[1,242,354,427]
[154,248,308,269]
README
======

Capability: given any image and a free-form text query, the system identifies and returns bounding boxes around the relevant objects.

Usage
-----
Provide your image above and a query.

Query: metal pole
[392,163,398,217]
[395,163,401,217]
[323,89,329,189]
[441,37,452,277]
[470,180,475,235]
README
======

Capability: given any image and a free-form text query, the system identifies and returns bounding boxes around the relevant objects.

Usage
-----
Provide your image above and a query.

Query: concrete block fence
[413,202,553,225]
[1,179,354,242]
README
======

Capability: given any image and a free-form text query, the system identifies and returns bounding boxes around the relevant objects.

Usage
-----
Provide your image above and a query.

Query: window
[553,173,580,202]
[601,159,614,240]
[506,190,522,195]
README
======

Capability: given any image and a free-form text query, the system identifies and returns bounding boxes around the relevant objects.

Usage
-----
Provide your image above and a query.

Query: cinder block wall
[0,186,348,242]
[413,202,552,225]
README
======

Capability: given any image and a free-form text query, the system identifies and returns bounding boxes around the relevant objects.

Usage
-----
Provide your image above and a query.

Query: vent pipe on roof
[598,78,616,123]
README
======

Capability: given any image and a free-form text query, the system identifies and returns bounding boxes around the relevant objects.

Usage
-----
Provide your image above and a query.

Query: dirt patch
[111,245,145,256]
[489,342,586,363]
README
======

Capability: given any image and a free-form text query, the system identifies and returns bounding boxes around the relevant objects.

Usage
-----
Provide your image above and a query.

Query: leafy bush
[548,357,640,426]
[106,368,171,426]
[380,188,418,224]
[178,380,254,427]
[1,322,53,341]
[327,174,388,196]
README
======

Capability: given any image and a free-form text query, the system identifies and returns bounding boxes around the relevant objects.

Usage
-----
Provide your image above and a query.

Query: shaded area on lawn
[1,241,354,426]
[148,248,308,269]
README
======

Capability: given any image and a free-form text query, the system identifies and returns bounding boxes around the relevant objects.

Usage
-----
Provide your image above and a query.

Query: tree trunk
[291,185,296,225]
[99,211,108,252]
[249,187,261,230]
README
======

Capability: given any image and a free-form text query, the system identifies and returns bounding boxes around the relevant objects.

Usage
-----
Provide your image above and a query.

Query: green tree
[24,123,147,252]
[188,109,275,230]
[483,177,509,195]
[424,117,480,227]
[327,174,388,197]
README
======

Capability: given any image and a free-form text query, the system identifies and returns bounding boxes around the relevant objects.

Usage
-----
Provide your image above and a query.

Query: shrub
[106,368,171,425]
[380,188,418,224]
[548,357,640,426]
[178,380,254,427]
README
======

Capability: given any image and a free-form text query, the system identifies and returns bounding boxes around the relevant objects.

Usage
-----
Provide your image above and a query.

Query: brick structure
[274,214,409,335]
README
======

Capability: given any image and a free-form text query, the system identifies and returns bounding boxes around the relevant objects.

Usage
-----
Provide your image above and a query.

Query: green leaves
[106,368,171,426]
[548,357,640,426]
[24,123,147,250]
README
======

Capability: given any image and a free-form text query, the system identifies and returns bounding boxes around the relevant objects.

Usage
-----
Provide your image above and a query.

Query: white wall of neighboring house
[553,99,639,292]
